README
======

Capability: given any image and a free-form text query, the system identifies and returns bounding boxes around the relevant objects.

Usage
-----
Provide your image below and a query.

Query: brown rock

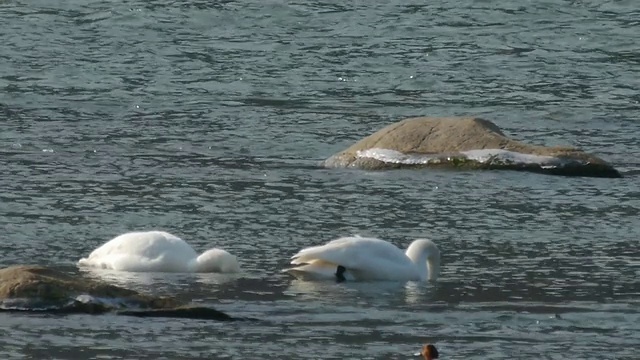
[323,117,620,178]
[0,265,181,308]
[0,265,239,321]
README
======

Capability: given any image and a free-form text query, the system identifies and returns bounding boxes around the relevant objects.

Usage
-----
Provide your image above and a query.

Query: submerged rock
[323,117,621,178]
[0,265,236,321]
[118,306,234,321]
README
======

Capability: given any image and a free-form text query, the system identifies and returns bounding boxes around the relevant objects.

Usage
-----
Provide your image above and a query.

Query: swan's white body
[78,231,240,273]
[285,236,441,282]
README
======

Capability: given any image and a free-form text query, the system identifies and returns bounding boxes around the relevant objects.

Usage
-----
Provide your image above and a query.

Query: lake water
[1,0,639,359]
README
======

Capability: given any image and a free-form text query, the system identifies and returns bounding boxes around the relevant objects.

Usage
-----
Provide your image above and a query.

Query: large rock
[323,117,621,178]
[0,265,234,320]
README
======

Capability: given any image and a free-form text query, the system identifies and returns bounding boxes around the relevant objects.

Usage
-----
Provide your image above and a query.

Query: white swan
[284,236,441,282]
[78,231,240,273]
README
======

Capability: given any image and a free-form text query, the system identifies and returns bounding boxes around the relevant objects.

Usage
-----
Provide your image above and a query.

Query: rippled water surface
[1,0,639,359]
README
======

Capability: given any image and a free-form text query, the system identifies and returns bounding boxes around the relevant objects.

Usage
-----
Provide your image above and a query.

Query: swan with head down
[284,236,441,282]
[78,231,240,273]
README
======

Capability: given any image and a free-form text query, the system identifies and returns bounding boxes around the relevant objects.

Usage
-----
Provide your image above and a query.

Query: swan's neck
[406,242,441,281]
[412,255,429,280]
[187,258,200,272]
[426,255,440,281]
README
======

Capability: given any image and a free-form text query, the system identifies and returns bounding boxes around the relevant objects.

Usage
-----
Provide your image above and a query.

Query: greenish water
[1,0,639,359]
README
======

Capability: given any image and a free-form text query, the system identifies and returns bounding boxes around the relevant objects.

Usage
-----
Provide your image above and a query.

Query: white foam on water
[355,148,439,165]
[0,295,143,311]
[74,294,120,306]
[460,149,564,166]
[74,294,143,309]
[356,148,579,168]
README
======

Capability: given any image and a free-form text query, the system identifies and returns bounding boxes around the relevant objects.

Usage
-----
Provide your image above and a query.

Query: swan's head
[188,249,241,273]
[406,239,441,281]
[420,344,439,360]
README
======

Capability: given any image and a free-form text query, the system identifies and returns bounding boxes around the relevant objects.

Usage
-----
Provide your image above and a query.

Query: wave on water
[0,295,238,321]
[0,294,148,314]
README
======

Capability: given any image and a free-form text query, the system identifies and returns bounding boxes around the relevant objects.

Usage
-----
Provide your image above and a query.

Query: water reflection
[284,279,438,306]
[78,267,240,292]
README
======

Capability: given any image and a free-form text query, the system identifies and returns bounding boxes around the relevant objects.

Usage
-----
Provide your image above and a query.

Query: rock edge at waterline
[323,117,620,178]
[0,265,237,321]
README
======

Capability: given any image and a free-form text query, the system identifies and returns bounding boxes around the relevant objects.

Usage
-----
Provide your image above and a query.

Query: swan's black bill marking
[335,265,346,283]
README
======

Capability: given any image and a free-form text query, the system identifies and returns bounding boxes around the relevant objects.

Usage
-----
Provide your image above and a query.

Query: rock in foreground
[0,265,235,321]
[323,117,620,178]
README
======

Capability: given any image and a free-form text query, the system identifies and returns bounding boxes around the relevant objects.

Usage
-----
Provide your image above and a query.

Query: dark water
[1,0,639,359]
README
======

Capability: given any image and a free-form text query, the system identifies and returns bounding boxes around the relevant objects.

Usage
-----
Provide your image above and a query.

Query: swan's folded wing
[290,236,410,272]
[290,236,364,264]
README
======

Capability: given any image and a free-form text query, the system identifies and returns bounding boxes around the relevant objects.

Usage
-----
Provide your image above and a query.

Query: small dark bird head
[420,344,439,360]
